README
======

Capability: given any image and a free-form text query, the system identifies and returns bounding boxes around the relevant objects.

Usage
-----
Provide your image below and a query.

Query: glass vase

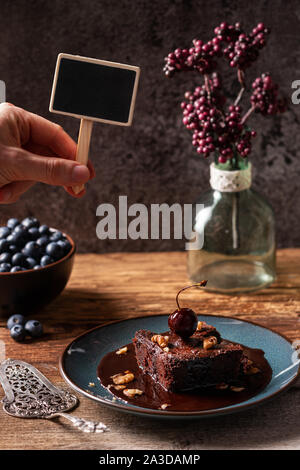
[187,162,276,294]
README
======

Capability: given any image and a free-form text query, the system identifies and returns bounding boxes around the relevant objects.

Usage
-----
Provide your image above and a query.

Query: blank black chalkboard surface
[49,53,140,193]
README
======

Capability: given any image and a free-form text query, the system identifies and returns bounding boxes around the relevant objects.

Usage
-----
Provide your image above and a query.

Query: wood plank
[0,249,299,450]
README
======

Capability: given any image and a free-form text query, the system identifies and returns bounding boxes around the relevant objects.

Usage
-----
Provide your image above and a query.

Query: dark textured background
[0,0,299,252]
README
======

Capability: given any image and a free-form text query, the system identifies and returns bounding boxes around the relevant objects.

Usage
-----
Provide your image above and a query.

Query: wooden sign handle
[72,118,93,194]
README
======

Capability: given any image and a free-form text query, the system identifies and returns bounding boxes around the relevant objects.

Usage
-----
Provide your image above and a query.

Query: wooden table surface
[0,250,299,450]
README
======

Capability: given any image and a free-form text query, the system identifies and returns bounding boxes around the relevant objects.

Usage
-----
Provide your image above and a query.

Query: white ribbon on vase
[210,162,252,192]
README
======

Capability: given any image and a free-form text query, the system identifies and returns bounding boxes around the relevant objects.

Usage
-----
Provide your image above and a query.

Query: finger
[0,181,34,204]
[3,146,91,186]
[25,112,77,159]
[24,141,96,178]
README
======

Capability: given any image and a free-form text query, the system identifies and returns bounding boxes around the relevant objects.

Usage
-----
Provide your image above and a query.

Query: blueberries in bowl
[0,218,72,273]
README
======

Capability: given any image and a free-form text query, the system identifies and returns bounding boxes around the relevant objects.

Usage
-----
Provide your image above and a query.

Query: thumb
[5,147,90,186]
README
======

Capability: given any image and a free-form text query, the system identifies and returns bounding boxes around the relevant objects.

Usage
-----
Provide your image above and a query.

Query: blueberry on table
[0,226,11,239]
[23,241,41,259]
[7,314,26,329]
[11,252,27,267]
[0,252,11,264]
[25,319,43,338]
[49,230,63,242]
[10,324,26,342]
[40,255,54,266]
[0,263,11,272]
[45,242,63,260]
[22,217,40,229]
[36,236,49,248]
[0,239,9,253]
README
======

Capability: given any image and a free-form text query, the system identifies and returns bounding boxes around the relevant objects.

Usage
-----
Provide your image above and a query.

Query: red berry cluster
[163,37,221,77]
[164,22,286,166]
[218,22,270,69]
[251,73,287,115]
[163,22,269,77]
[182,89,256,162]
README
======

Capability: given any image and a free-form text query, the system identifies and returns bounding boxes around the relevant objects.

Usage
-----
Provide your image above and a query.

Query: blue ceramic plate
[59,315,300,418]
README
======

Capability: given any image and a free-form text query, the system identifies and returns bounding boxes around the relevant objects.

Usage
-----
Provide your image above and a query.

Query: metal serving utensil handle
[47,412,108,433]
[0,359,108,433]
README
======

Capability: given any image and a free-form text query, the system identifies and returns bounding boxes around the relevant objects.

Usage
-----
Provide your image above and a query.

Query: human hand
[0,103,95,203]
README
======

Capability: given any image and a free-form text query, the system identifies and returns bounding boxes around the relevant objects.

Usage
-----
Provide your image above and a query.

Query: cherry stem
[241,105,256,124]
[176,281,208,309]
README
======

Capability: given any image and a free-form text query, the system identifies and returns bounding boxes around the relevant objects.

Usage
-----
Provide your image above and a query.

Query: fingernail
[71,165,90,183]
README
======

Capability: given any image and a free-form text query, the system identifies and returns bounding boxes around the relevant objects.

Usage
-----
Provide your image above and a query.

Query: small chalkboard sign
[49,53,140,193]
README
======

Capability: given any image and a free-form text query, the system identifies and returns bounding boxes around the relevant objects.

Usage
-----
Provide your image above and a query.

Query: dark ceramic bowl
[0,232,75,318]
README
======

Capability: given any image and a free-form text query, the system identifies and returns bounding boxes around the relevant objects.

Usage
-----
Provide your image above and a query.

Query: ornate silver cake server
[0,359,108,433]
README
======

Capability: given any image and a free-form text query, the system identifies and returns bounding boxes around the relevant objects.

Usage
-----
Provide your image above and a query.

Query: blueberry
[40,255,54,266]
[0,226,11,239]
[23,241,41,259]
[45,242,63,261]
[10,324,26,342]
[0,263,11,272]
[25,319,43,338]
[39,224,49,236]
[33,265,41,270]
[50,230,63,242]
[22,217,39,229]
[10,266,23,272]
[0,239,9,253]
[9,244,18,254]
[7,218,20,230]
[13,224,27,234]
[7,314,26,329]
[36,236,49,249]
[11,252,27,267]
[26,257,37,269]
[6,234,14,244]
[0,252,11,264]
[10,227,28,246]
[57,239,71,255]
[28,227,40,240]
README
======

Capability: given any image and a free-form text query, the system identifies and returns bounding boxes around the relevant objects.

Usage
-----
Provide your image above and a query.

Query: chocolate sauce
[97,340,272,412]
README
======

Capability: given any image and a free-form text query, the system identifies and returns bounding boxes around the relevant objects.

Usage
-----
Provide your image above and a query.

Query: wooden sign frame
[49,53,140,127]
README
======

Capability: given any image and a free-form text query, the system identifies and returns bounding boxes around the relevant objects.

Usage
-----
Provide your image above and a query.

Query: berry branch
[163,22,287,170]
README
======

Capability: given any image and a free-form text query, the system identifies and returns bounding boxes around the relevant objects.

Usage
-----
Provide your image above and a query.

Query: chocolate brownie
[133,322,243,392]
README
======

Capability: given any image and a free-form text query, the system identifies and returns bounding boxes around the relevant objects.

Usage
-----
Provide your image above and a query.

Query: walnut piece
[160,403,170,410]
[203,336,218,350]
[123,388,143,398]
[151,334,169,349]
[111,371,134,385]
[215,383,229,390]
[230,386,245,392]
[116,346,128,355]
[113,384,126,390]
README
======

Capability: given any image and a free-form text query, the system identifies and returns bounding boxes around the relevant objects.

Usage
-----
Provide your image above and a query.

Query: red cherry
[168,308,198,337]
